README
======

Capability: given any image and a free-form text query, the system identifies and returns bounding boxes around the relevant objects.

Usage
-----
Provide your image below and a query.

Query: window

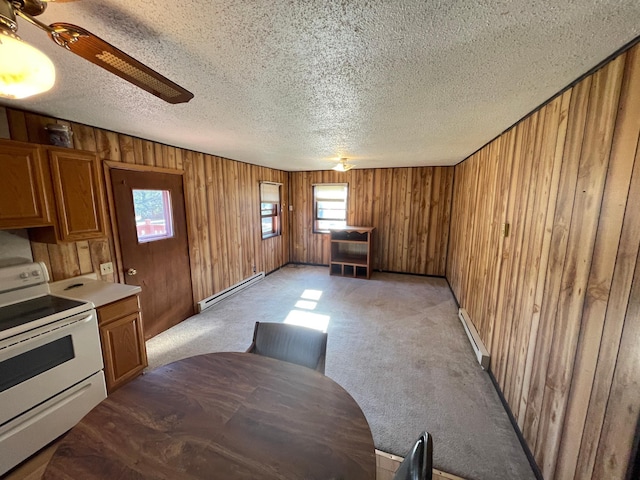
[132,189,174,243]
[260,182,282,239]
[313,183,348,233]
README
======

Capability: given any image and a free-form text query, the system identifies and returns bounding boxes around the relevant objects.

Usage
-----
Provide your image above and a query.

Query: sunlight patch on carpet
[301,289,323,301]
[284,309,330,332]
[295,300,318,310]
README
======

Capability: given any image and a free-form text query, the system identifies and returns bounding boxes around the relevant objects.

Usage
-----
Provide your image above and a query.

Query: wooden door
[111,169,193,339]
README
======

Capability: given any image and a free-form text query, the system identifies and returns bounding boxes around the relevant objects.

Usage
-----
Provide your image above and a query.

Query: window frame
[313,183,348,234]
[260,182,282,240]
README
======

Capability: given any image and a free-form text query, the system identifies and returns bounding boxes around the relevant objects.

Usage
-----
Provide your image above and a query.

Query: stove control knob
[20,272,29,279]
[31,270,40,276]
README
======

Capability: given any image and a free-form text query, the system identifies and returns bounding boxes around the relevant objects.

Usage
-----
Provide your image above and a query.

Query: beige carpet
[146,265,534,480]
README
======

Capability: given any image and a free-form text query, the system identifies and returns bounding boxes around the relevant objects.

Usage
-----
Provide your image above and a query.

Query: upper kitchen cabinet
[0,139,108,242]
[43,148,107,242]
[0,140,52,229]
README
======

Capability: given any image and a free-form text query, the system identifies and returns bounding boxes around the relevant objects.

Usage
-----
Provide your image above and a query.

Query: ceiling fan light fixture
[0,27,55,99]
[332,158,355,172]
[2,0,192,104]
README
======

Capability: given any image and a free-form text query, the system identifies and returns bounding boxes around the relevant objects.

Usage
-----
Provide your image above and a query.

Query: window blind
[260,182,280,203]
[314,184,347,200]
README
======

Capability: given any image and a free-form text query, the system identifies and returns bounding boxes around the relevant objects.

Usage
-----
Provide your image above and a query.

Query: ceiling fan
[0,0,193,103]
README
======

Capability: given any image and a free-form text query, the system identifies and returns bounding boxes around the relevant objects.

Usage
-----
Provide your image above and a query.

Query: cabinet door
[99,310,147,393]
[0,140,52,228]
[48,148,106,241]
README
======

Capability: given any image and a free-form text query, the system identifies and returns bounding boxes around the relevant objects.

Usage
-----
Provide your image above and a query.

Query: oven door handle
[54,313,96,329]
[0,312,96,354]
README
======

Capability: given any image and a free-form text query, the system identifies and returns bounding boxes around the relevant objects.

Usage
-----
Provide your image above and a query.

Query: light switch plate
[100,262,114,275]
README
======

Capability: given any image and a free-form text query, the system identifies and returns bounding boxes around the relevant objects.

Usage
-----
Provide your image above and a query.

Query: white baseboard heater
[458,308,490,370]
[197,272,265,313]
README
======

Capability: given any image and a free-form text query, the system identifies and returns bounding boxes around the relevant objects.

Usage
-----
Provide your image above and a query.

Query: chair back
[247,322,328,373]
[393,432,433,480]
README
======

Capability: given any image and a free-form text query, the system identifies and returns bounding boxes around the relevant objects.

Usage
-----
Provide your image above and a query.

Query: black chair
[246,322,328,374]
[393,432,433,480]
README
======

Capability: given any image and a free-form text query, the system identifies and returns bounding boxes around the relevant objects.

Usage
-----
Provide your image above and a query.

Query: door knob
[126,268,137,276]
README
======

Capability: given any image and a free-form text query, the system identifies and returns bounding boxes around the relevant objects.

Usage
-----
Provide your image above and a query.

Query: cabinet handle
[126,268,137,276]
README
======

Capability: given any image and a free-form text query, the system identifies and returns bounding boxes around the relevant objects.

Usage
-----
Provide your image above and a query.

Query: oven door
[0,310,104,426]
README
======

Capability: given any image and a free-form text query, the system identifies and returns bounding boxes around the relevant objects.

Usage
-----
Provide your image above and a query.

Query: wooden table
[43,352,376,479]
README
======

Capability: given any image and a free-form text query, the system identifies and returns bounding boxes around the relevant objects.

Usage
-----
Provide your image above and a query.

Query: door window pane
[133,189,174,243]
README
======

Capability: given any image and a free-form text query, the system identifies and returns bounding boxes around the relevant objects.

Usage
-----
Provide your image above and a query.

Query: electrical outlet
[100,262,114,275]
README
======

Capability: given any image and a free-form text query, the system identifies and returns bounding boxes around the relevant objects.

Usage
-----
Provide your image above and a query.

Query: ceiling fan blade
[47,22,193,104]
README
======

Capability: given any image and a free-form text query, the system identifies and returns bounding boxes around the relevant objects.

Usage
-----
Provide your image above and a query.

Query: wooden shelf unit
[329,226,374,279]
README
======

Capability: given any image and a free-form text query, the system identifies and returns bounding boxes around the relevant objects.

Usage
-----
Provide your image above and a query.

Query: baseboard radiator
[197,272,265,313]
[458,308,490,370]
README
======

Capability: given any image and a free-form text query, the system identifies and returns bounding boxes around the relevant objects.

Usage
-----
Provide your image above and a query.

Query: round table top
[43,352,376,479]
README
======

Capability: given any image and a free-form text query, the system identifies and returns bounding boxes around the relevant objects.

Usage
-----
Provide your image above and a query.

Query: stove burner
[0,295,86,333]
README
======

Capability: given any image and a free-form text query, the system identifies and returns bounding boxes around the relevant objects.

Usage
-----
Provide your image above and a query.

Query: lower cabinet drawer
[98,295,140,325]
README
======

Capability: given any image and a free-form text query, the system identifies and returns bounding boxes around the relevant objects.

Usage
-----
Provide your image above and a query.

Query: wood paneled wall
[290,167,453,276]
[5,109,289,305]
[447,44,640,479]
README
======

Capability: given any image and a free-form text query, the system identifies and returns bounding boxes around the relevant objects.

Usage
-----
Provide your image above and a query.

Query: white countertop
[49,275,141,308]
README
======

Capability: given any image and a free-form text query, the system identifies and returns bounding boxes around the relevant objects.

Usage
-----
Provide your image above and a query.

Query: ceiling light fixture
[332,158,355,172]
[0,0,55,99]
[0,0,193,104]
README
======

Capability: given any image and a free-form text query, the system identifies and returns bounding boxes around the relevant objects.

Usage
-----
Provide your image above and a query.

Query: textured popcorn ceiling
[3,1,639,171]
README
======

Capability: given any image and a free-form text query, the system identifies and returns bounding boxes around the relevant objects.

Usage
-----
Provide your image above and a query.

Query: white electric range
[0,262,106,475]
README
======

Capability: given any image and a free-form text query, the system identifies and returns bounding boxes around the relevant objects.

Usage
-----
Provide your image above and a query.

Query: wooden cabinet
[98,295,148,393]
[329,226,375,279]
[0,139,107,242]
[45,148,107,242]
[0,140,52,229]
